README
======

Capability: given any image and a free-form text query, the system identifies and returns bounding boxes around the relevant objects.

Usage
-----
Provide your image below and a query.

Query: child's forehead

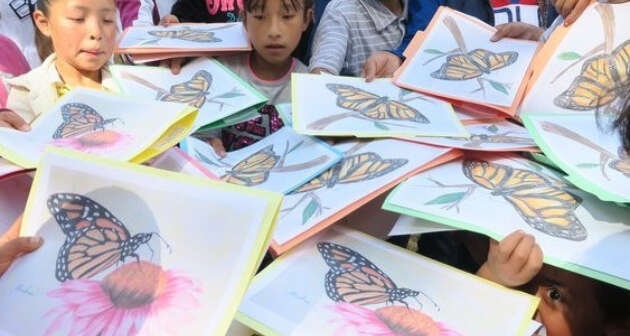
[247,0,305,12]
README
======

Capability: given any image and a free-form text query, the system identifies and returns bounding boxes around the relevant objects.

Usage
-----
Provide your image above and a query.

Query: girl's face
[244,0,312,65]
[535,285,573,336]
[34,0,117,73]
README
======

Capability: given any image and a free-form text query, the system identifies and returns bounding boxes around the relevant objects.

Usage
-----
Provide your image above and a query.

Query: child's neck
[249,52,293,82]
[54,58,103,90]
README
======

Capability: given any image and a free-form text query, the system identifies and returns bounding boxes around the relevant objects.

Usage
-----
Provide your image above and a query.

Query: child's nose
[87,18,104,41]
[267,17,282,39]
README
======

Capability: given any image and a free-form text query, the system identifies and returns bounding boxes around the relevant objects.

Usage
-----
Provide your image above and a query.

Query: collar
[359,0,408,32]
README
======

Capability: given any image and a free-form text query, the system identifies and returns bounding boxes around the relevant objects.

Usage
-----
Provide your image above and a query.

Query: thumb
[0,237,43,261]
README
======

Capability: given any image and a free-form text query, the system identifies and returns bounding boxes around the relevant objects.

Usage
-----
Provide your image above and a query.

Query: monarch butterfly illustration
[554,40,630,111]
[431,49,518,81]
[292,152,408,194]
[326,84,429,123]
[463,159,587,241]
[317,242,438,308]
[221,145,280,186]
[147,28,222,43]
[48,193,156,282]
[52,103,117,139]
[157,70,212,108]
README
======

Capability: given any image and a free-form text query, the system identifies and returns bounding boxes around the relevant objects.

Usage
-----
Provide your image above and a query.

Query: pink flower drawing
[329,303,463,336]
[44,261,203,336]
[49,130,132,154]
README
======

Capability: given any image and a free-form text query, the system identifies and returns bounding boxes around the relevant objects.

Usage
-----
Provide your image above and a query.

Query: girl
[200,0,313,155]
[1,0,119,129]
[475,230,630,336]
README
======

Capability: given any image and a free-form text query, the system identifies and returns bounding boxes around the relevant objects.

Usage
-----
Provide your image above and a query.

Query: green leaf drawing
[489,80,509,95]
[558,52,581,61]
[214,91,244,99]
[302,199,319,224]
[425,192,466,205]
[138,39,160,46]
[577,163,600,169]
[374,122,389,130]
[487,124,499,133]
[424,49,444,55]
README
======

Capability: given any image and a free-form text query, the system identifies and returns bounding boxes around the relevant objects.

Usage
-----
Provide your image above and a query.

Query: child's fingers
[209,138,226,158]
[510,234,535,269]
[0,109,30,131]
[0,237,43,261]
[490,24,511,42]
[362,58,378,82]
[170,58,183,75]
[497,230,525,263]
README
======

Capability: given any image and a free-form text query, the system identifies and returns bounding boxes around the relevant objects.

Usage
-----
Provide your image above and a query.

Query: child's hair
[32,0,54,61]
[613,91,630,153]
[242,0,314,16]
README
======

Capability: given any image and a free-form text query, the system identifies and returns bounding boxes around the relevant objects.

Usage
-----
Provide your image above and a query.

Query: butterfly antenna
[416,290,440,312]
[152,232,173,254]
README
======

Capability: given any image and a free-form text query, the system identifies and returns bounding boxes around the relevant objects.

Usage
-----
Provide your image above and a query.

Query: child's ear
[33,10,52,38]
[302,8,313,32]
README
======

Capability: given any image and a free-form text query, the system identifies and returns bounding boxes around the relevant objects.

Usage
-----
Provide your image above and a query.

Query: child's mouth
[82,50,104,56]
[265,44,285,50]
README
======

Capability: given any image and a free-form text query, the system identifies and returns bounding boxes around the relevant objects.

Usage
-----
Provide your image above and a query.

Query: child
[476,231,630,336]
[201,0,313,155]
[309,0,407,76]
[1,0,120,129]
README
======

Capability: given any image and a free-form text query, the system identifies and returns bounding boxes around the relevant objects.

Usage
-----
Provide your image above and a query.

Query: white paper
[0,149,277,336]
[239,227,537,336]
[118,22,249,50]
[397,9,539,107]
[520,2,630,115]
[181,127,343,194]
[149,147,216,179]
[111,58,266,131]
[386,153,630,287]
[389,215,455,236]
[293,74,468,137]
[273,139,453,248]
[0,89,190,168]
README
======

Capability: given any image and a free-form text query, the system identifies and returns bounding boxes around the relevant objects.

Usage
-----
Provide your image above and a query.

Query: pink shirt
[0,35,30,107]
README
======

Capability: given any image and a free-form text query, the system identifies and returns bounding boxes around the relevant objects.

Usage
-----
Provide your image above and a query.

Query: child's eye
[69,17,85,22]
[546,287,562,301]
[282,14,295,19]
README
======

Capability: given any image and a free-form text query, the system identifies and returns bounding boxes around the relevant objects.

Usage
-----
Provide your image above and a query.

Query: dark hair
[243,0,314,15]
[613,92,630,154]
[32,0,54,61]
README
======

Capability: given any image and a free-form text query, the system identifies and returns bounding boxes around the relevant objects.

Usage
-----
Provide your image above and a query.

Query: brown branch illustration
[425,177,478,213]
[307,112,416,130]
[272,155,330,172]
[551,3,614,84]
[541,121,616,179]
[596,4,615,53]
[443,16,468,53]
[423,48,460,65]
[120,71,168,95]
[540,121,616,158]
[344,141,370,156]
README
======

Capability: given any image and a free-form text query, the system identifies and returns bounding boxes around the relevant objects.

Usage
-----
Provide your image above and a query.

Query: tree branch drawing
[119,71,241,111]
[422,16,513,97]
[550,3,614,84]
[132,23,237,46]
[307,112,417,131]
[413,177,478,213]
[540,121,623,180]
